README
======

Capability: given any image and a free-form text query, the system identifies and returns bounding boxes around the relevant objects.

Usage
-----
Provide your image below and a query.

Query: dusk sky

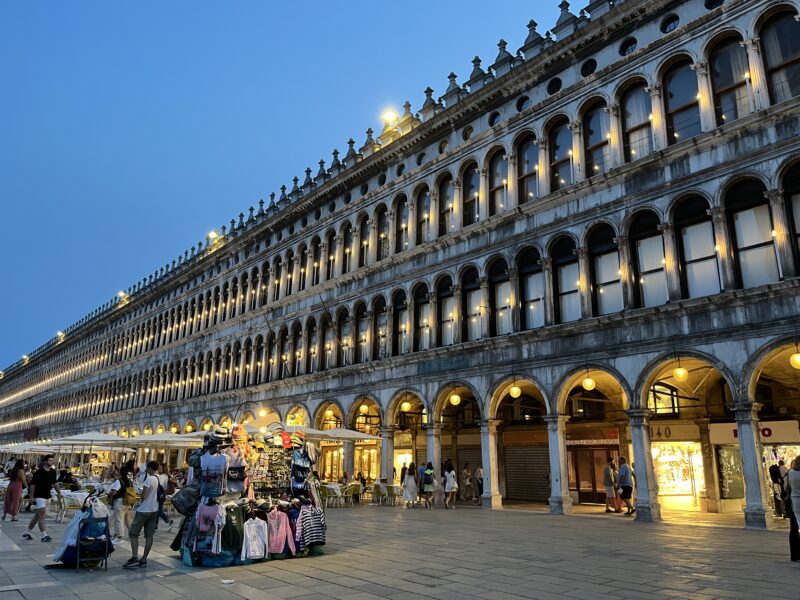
[0,2,559,369]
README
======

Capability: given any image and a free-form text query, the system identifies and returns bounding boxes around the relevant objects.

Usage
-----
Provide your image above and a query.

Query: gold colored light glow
[359,403,369,414]
[400,400,412,412]
[582,376,596,391]
[449,393,461,406]
[509,385,522,399]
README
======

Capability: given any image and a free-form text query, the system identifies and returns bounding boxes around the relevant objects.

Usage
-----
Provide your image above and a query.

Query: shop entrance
[568,446,619,504]
[651,441,705,511]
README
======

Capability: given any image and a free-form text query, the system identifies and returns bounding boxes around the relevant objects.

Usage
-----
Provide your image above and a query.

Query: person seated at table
[57,469,81,492]
[338,472,350,486]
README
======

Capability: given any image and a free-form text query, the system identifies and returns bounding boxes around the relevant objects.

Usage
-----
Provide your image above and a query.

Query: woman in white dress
[444,461,458,509]
[402,461,418,508]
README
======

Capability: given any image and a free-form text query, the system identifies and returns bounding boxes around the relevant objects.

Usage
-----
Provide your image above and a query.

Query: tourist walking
[462,463,474,501]
[156,464,174,532]
[422,462,435,508]
[108,469,129,542]
[402,461,418,508]
[475,465,484,503]
[617,456,635,515]
[3,460,26,521]
[417,462,427,503]
[22,455,61,543]
[444,461,458,509]
[120,460,138,531]
[787,456,800,562]
[603,457,621,513]
[124,461,161,569]
[400,462,408,488]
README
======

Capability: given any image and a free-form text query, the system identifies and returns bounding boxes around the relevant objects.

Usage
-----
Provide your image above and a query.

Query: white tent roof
[48,432,130,446]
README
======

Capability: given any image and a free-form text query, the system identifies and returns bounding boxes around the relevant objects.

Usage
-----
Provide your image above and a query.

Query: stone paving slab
[0,505,794,599]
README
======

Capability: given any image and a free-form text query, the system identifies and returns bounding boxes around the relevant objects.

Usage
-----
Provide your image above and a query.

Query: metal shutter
[504,446,550,502]
[457,447,483,479]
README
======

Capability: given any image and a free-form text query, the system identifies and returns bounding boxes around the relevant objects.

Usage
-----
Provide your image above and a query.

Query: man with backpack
[422,462,435,508]
[124,461,160,569]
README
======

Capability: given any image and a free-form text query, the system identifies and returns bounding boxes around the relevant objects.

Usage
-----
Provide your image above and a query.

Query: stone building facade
[1,0,800,528]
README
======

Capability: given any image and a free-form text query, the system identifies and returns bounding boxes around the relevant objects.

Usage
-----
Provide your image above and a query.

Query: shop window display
[651,441,705,510]
[716,445,745,500]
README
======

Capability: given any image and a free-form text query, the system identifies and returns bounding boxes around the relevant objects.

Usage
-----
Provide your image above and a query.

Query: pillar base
[634,501,661,522]
[548,496,573,515]
[743,506,768,530]
[481,493,503,509]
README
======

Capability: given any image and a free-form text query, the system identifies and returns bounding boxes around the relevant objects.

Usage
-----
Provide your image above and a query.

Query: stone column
[696,418,721,513]
[607,104,624,168]
[615,236,635,309]
[544,414,573,515]
[479,277,490,339]
[766,189,797,279]
[304,250,314,289]
[429,190,439,240]
[576,247,593,318]
[508,266,521,333]
[319,241,329,283]
[380,427,395,483]
[341,440,355,479]
[407,202,416,250]
[506,153,517,209]
[646,84,668,151]
[479,420,503,509]
[334,235,345,277]
[615,420,630,461]
[540,258,555,326]
[386,210,396,257]
[733,401,769,529]
[479,168,488,221]
[658,222,684,301]
[352,227,362,271]
[708,207,737,290]
[452,284,463,344]
[452,180,462,230]
[569,122,584,183]
[426,423,442,504]
[691,61,717,132]
[741,38,769,112]
[368,220,378,264]
[627,408,661,522]
[537,140,550,197]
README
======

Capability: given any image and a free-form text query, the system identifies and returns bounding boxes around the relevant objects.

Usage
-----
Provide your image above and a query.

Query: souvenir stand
[170,422,327,567]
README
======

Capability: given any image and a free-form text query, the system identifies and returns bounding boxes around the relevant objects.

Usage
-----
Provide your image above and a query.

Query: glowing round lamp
[258,408,267,417]
[400,401,412,412]
[170,426,178,434]
[185,425,194,433]
[324,408,334,419]
[203,422,211,431]
[582,376,596,391]
[509,385,522,399]
[791,352,800,370]
[673,366,689,382]
[359,403,369,414]
[449,393,461,406]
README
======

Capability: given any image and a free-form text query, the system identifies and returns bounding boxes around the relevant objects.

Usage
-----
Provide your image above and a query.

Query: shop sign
[566,439,619,446]
[709,420,800,445]
[649,423,699,441]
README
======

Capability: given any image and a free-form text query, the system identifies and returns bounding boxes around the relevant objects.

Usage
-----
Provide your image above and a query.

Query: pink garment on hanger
[266,510,295,555]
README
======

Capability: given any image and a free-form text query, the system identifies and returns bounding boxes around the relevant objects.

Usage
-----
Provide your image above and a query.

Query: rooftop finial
[248,206,255,222]
[303,167,313,187]
[258,198,265,214]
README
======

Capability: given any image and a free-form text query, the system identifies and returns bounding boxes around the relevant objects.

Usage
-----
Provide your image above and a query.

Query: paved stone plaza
[0,505,795,600]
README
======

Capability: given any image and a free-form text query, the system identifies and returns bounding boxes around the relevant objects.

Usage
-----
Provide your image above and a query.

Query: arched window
[311,239,322,286]
[488,259,511,335]
[258,267,269,306]
[220,284,229,323]
[358,218,369,267]
[321,316,334,370]
[551,237,581,323]
[243,338,253,385]
[437,276,455,346]
[783,162,800,263]
[462,164,480,226]
[355,303,370,363]
[416,187,431,245]
[342,223,353,274]
[276,330,288,380]
[232,343,242,388]
[628,211,668,307]
[228,281,237,320]
[517,134,538,204]
[395,196,409,253]
[709,36,750,125]
[373,296,389,359]
[620,82,653,162]
[674,196,721,298]
[297,249,307,291]
[412,284,431,351]
[265,335,276,382]
[725,179,780,288]
[663,59,701,144]
[253,336,264,385]
[222,345,232,391]
[306,319,318,374]
[488,151,508,216]
[588,225,622,315]
[238,274,248,315]
[326,232,337,280]
[376,207,390,260]
[249,268,259,310]
[518,248,544,330]
[337,310,351,366]
[461,267,482,341]
[549,118,572,191]
[760,11,800,104]
[392,290,409,355]
[582,101,610,176]
[438,176,454,236]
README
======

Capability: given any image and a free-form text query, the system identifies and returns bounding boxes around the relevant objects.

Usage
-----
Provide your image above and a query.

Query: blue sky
[0,1,560,369]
